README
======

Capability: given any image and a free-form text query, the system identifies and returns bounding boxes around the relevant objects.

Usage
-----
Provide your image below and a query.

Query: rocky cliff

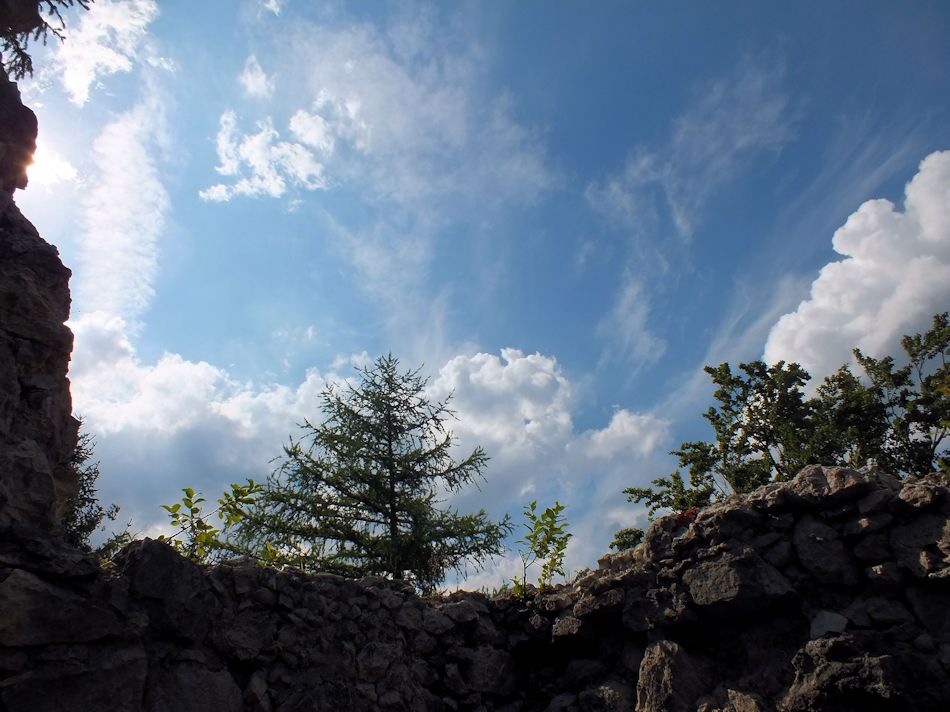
[0,73,78,530]
[1,33,950,712]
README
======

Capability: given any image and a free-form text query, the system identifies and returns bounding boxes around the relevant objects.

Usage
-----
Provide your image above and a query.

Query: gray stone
[0,568,121,645]
[894,478,945,511]
[636,640,705,712]
[784,466,873,505]
[459,646,514,694]
[552,615,584,638]
[792,515,858,585]
[442,600,478,624]
[573,587,623,618]
[683,551,794,614]
[578,680,634,711]
[357,642,397,682]
[145,663,242,712]
[810,609,848,638]
[0,191,77,529]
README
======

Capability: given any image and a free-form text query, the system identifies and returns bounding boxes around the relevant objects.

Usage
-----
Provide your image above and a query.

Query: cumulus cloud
[71,338,668,581]
[581,409,670,460]
[74,91,168,324]
[68,311,334,532]
[53,0,160,105]
[587,58,794,240]
[200,111,328,201]
[764,150,950,380]
[427,349,670,576]
[260,0,284,15]
[430,349,575,463]
[239,55,274,99]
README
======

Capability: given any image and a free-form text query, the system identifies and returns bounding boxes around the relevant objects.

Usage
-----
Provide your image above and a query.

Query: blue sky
[14,0,950,586]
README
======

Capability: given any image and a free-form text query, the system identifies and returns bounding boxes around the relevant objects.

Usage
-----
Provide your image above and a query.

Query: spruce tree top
[234,353,511,593]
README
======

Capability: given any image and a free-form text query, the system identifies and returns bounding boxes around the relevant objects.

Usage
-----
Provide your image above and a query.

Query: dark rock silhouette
[0,77,37,193]
[0,72,77,530]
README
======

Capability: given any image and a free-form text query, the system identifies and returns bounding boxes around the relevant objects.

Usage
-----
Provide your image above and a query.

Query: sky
[13,0,950,588]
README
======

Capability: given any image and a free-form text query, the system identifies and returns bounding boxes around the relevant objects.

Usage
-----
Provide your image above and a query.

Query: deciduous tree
[613,313,949,547]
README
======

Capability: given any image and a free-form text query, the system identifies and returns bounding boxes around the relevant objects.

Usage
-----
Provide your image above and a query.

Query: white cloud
[260,0,284,15]
[74,91,168,324]
[764,150,950,380]
[200,111,328,201]
[68,312,335,535]
[71,313,235,435]
[427,348,670,581]
[430,349,575,463]
[587,58,794,240]
[204,18,552,208]
[200,10,553,311]
[54,0,160,105]
[289,107,336,155]
[239,55,274,99]
[596,277,667,370]
[582,409,670,459]
[71,336,668,582]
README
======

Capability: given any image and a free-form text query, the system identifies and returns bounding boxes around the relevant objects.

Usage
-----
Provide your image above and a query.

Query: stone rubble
[0,465,947,711]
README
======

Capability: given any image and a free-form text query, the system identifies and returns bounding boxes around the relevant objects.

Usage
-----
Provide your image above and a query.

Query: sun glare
[26,140,78,189]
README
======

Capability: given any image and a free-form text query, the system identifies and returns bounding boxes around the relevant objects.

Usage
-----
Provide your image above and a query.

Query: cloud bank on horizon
[14,0,950,584]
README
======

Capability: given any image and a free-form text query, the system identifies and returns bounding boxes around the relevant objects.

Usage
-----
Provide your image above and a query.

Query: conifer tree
[61,425,119,551]
[1,1,91,79]
[232,354,511,593]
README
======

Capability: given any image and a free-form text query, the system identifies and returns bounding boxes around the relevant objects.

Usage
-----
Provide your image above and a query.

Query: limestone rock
[0,567,121,645]
[792,514,859,585]
[682,551,794,614]
[809,609,848,639]
[636,640,705,712]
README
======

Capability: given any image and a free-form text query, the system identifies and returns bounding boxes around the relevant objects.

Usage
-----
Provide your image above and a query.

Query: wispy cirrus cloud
[52,0,160,106]
[260,0,284,16]
[202,15,553,210]
[586,56,795,376]
[73,86,169,325]
[596,276,667,371]
[587,57,795,241]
